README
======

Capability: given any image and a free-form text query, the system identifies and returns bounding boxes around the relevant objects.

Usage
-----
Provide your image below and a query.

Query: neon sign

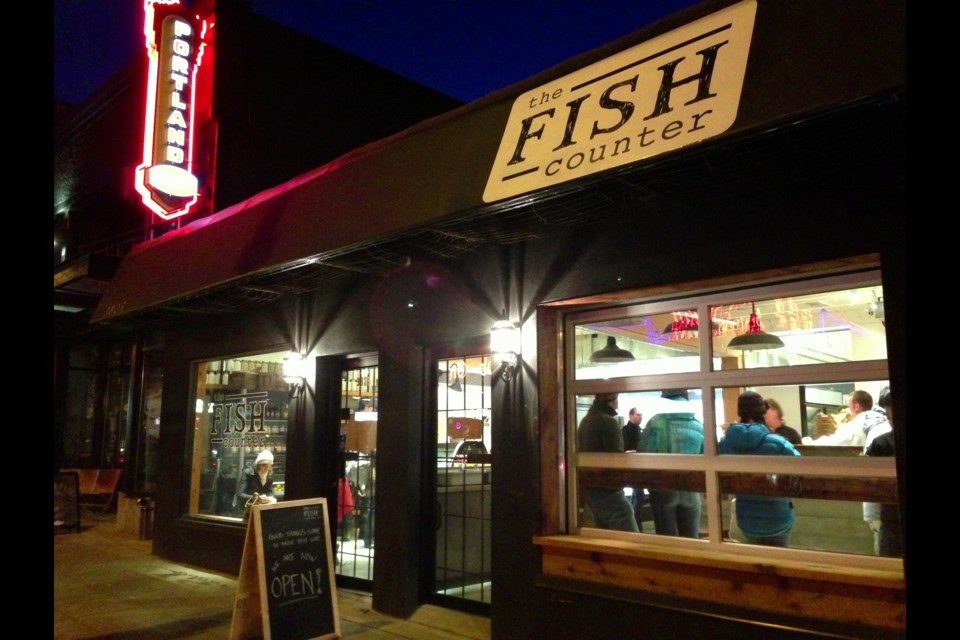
[135,0,215,221]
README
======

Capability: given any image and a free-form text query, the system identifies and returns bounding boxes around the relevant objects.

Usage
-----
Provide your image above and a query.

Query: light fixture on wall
[728,302,785,350]
[283,352,307,398]
[590,335,635,363]
[490,310,520,381]
[447,362,464,393]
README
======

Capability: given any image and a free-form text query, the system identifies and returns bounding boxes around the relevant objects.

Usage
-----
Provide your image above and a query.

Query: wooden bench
[61,468,122,513]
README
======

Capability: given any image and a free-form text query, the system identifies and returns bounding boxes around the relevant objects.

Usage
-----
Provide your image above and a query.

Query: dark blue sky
[54,0,700,105]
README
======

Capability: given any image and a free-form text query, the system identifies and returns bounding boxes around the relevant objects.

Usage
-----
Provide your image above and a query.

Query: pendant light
[728,302,785,350]
[590,335,635,363]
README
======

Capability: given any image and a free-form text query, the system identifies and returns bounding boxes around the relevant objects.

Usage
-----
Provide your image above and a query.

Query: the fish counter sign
[135,0,215,221]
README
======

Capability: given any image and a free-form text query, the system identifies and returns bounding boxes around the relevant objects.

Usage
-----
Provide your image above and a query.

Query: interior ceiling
[77,92,903,330]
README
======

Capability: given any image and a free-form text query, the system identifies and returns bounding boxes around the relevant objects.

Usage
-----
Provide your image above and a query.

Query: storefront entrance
[432,354,493,611]
[336,360,379,583]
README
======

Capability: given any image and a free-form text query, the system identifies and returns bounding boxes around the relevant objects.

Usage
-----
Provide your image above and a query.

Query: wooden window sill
[534,535,905,632]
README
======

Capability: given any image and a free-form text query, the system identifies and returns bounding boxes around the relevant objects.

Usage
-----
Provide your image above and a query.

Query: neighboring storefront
[84,1,905,638]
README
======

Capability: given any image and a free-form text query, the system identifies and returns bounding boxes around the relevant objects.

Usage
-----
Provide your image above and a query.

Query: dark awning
[93,0,905,325]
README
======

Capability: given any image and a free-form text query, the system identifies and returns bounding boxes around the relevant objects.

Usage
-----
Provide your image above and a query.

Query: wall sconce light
[283,352,307,398]
[728,302,785,351]
[490,311,520,381]
[447,362,464,393]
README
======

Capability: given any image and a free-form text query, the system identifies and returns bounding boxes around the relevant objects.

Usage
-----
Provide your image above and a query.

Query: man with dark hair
[621,407,645,528]
[643,389,704,538]
[622,407,643,452]
[763,398,802,445]
[577,393,639,532]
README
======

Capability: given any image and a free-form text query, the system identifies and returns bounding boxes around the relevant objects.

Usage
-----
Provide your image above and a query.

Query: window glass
[435,355,493,605]
[577,468,706,535]
[573,309,700,380]
[710,285,886,370]
[190,354,289,519]
[136,348,163,492]
[574,390,707,454]
[565,269,899,564]
[64,343,99,467]
[718,473,900,557]
[712,381,890,452]
[103,343,131,468]
[337,363,378,580]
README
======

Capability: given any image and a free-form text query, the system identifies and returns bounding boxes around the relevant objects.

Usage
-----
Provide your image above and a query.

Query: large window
[566,269,899,566]
[189,353,290,519]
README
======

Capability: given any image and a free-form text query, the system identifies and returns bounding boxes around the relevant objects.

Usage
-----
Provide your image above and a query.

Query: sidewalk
[54,510,491,639]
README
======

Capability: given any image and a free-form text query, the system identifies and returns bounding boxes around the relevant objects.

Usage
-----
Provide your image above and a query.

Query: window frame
[560,267,899,572]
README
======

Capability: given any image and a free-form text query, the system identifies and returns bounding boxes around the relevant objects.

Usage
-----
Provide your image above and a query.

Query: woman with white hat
[238,449,278,506]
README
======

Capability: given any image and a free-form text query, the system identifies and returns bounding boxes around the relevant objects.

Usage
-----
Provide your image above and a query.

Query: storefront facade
[84,1,905,638]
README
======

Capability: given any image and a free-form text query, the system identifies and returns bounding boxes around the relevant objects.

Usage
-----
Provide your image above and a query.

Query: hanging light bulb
[728,302,785,350]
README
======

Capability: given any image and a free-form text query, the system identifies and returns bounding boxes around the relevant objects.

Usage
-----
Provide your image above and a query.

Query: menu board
[230,498,338,640]
[54,471,80,533]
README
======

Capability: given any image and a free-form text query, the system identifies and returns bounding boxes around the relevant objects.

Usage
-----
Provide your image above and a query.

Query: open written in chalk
[230,497,339,640]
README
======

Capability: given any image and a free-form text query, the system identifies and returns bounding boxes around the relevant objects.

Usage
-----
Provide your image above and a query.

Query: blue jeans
[585,488,639,532]
[649,490,701,538]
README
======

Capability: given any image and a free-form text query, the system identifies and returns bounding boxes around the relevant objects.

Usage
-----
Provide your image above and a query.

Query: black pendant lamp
[728,302,785,350]
[590,336,635,363]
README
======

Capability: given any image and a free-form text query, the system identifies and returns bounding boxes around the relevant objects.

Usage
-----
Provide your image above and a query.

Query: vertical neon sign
[135,0,214,221]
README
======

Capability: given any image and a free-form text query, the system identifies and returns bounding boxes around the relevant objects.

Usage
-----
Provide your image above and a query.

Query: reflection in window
[711,285,886,370]
[573,309,700,380]
[572,285,886,381]
[190,354,289,519]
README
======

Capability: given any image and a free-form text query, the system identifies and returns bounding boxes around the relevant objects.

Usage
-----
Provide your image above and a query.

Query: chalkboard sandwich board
[54,471,81,533]
[230,498,339,640]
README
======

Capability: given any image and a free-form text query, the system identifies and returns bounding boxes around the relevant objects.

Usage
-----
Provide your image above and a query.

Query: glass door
[433,354,493,609]
[336,362,378,582]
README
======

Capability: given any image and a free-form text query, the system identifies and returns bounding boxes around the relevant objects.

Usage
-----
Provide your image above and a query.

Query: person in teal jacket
[718,391,800,547]
[643,389,704,538]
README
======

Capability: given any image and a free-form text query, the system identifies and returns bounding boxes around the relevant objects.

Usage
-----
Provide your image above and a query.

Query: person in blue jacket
[718,391,800,547]
[643,389,704,538]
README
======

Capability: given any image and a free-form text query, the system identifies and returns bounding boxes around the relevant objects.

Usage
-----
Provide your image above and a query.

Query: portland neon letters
[135,0,214,221]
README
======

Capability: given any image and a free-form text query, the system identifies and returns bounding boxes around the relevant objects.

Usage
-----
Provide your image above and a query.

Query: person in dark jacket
[577,392,639,532]
[763,398,802,445]
[643,389,704,538]
[865,390,901,557]
[719,391,799,547]
[622,407,643,452]
[621,407,645,528]
[238,449,278,506]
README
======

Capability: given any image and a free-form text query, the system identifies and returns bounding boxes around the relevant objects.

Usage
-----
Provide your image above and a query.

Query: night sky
[54,0,701,105]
